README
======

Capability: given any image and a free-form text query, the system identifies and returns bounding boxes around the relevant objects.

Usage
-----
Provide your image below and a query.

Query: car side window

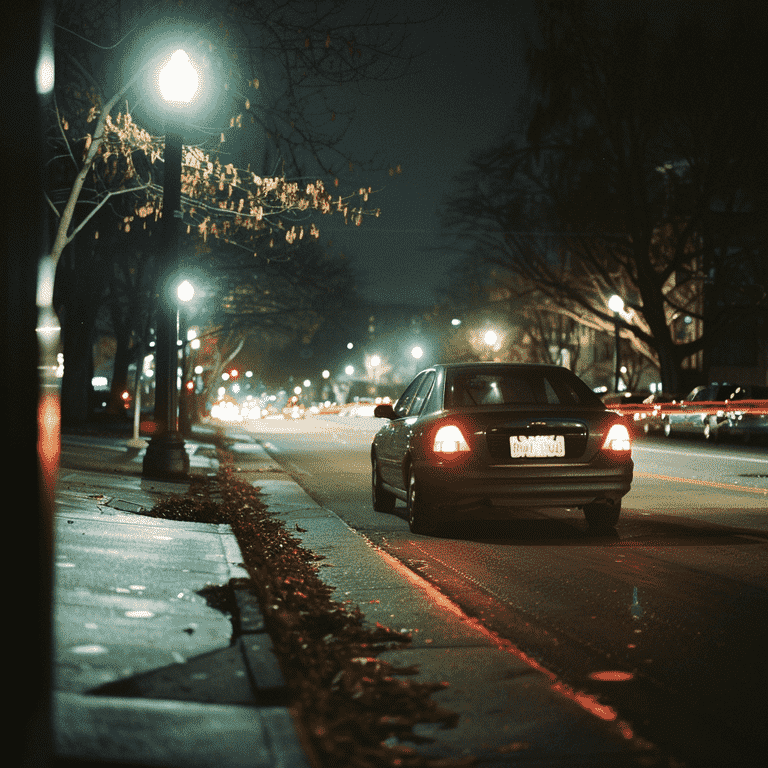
[407,372,436,417]
[393,373,426,418]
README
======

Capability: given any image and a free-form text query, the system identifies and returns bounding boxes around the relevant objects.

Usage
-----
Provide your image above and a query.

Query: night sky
[321,0,535,306]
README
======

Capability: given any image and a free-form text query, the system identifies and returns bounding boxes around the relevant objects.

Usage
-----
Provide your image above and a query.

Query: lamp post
[177,280,195,437]
[143,50,199,479]
[608,295,624,393]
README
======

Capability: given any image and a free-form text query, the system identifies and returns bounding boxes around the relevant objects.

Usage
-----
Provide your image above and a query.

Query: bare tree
[440,0,767,392]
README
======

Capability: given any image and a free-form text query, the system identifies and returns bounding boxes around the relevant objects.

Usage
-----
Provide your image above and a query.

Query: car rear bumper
[412,456,633,510]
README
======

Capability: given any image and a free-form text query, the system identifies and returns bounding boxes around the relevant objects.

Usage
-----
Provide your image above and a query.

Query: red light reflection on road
[590,670,635,682]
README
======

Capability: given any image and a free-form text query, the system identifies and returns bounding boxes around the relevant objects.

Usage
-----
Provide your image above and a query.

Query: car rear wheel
[703,418,720,443]
[663,419,673,438]
[583,501,621,530]
[407,467,438,535]
[371,456,396,513]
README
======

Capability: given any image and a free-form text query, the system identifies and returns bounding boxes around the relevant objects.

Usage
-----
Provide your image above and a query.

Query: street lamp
[483,329,499,360]
[143,50,199,479]
[177,280,196,437]
[608,295,624,393]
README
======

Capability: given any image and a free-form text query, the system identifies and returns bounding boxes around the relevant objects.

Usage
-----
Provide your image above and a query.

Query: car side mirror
[374,403,397,419]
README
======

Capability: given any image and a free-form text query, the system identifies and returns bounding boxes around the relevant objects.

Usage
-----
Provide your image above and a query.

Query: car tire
[703,418,719,443]
[407,467,438,535]
[371,456,396,514]
[663,419,673,438]
[583,501,621,529]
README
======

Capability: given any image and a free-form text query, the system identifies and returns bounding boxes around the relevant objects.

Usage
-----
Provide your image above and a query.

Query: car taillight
[603,423,631,452]
[433,424,470,454]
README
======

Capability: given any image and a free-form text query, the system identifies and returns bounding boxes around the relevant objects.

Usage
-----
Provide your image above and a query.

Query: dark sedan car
[662,383,741,440]
[371,363,634,534]
[718,385,768,444]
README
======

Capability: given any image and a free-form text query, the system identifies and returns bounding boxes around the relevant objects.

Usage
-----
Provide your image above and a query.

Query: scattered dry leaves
[147,462,474,768]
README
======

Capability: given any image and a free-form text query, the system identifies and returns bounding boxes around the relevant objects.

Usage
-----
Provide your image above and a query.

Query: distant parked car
[717,385,768,444]
[636,392,685,436]
[663,383,742,441]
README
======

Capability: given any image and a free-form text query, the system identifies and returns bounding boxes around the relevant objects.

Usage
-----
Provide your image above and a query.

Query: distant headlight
[603,423,631,452]
[433,424,470,454]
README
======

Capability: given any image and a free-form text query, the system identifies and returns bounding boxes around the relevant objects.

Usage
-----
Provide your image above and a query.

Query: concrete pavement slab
[380,646,634,767]
[53,433,309,768]
[54,693,310,768]
[54,510,243,692]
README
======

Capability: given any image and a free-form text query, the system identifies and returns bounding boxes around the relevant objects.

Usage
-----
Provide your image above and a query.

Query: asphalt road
[243,414,768,767]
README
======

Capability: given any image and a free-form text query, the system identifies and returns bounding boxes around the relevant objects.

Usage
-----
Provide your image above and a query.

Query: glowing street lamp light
[157,50,199,105]
[411,346,424,360]
[177,279,195,303]
[143,49,200,479]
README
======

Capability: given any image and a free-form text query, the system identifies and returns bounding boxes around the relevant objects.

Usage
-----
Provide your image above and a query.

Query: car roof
[433,362,571,372]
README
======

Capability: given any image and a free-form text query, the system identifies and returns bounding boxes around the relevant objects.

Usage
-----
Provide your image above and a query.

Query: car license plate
[510,435,565,458]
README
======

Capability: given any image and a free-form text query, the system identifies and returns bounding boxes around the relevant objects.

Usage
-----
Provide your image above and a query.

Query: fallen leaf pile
[148,464,475,768]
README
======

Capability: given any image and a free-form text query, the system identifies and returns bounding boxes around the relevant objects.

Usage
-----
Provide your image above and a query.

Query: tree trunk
[56,240,107,426]
[106,329,134,415]
[60,315,94,426]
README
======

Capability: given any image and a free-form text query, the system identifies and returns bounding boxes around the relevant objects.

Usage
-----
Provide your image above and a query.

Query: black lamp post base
[142,433,190,479]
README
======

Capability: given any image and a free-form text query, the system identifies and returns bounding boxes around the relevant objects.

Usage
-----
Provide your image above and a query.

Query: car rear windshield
[444,368,604,409]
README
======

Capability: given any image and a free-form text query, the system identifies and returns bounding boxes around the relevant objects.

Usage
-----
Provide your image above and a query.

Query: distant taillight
[603,423,631,452]
[433,424,470,454]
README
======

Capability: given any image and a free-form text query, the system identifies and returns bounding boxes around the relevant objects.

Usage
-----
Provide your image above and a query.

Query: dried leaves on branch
[88,111,381,254]
[148,464,473,768]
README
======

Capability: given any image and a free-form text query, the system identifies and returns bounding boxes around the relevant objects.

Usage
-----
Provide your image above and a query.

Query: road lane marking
[634,472,768,494]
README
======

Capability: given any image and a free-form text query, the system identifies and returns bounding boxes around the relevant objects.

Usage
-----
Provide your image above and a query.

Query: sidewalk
[222,425,653,767]
[53,423,653,768]
[53,426,310,768]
